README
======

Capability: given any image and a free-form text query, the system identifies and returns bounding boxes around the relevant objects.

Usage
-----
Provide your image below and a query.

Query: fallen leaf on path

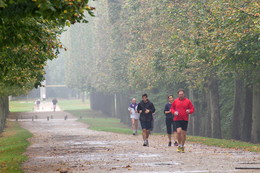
[122,165,131,168]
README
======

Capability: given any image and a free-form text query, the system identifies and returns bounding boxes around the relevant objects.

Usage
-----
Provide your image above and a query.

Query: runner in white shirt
[128,98,140,135]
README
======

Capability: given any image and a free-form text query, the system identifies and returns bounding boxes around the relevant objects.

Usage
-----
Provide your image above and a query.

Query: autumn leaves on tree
[65,0,259,143]
[0,0,95,131]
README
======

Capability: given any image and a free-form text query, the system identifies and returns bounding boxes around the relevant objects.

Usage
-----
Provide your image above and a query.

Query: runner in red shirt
[171,88,195,153]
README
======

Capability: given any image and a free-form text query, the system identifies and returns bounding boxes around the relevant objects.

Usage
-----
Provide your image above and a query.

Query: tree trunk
[208,78,222,138]
[251,82,260,143]
[193,90,200,136]
[231,77,243,140]
[187,88,194,135]
[115,93,130,125]
[0,96,9,133]
[204,84,212,137]
[241,84,253,141]
[81,91,85,103]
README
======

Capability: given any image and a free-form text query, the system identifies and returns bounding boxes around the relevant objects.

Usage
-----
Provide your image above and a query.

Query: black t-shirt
[137,100,155,121]
[52,99,58,105]
[164,103,173,119]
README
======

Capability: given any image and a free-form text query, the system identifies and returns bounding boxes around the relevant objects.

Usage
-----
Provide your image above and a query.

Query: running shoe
[181,146,185,153]
[177,146,182,152]
[174,141,178,146]
[168,141,172,147]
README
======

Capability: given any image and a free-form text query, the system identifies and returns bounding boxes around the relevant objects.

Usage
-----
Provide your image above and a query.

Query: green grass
[0,121,33,173]
[58,99,90,110]
[187,136,260,153]
[9,101,34,112]
[80,118,136,134]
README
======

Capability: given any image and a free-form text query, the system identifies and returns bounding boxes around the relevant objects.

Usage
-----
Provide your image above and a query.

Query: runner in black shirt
[137,93,156,146]
[164,95,178,147]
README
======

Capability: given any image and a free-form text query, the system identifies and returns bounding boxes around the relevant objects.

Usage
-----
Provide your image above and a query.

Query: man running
[52,98,58,112]
[128,98,139,135]
[171,89,195,152]
[137,94,156,146]
[164,95,178,147]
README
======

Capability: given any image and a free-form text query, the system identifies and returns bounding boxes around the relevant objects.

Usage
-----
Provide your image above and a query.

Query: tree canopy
[0,0,95,96]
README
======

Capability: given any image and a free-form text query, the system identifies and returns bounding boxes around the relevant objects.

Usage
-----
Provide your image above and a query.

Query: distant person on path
[171,89,195,153]
[36,99,41,110]
[164,95,178,147]
[128,98,140,135]
[137,93,156,146]
[52,98,58,112]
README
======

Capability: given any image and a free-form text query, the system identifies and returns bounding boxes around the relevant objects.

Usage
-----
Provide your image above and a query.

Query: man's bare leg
[173,131,177,142]
[142,129,147,141]
[132,118,136,134]
[176,127,183,145]
[146,129,150,139]
[135,119,138,134]
[168,134,172,142]
[181,130,187,146]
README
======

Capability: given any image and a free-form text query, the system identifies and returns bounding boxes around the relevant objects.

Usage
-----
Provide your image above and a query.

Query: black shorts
[140,120,152,130]
[175,120,189,131]
[166,118,177,134]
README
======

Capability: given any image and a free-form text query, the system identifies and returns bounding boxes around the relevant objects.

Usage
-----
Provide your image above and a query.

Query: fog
[25,0,260,142]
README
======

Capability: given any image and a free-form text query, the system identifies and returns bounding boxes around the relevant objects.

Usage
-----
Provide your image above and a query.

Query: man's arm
[150,103,156,113]
[137,103,143,113]
[164,104,171,114]
[188,100,195,114]
[170,101,176,114]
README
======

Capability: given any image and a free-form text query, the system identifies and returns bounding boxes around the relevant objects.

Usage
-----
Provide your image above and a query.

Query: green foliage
[64,0,259,141]
[0,0,95,96]
[0,121,33,173]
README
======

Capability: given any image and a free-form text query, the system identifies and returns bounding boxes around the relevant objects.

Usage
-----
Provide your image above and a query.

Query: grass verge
[187,136,260,153]
[58,99,90,111]
[9,101,34,112]
[0,121,32,173]
[65,109,139,134]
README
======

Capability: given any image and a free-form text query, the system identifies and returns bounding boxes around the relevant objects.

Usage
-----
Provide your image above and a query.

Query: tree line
[0,0,95,132]
[65,0,259,143]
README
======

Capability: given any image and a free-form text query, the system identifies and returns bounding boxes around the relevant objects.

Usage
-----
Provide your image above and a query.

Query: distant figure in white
[52,98,58,112]
[128,98,140,135]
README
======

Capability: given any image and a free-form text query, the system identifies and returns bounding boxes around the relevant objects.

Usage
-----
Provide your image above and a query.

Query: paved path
[14,107,259,173]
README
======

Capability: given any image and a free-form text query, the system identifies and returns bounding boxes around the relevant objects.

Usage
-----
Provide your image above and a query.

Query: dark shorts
[166,118,177,134]
[140,120,152,130]
[175,120,189,131]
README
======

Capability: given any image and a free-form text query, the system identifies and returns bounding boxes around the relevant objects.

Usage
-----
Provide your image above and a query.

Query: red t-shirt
[170,98,195,121]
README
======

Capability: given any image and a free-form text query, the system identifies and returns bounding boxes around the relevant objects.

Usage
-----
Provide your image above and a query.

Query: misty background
[11,0,260,143]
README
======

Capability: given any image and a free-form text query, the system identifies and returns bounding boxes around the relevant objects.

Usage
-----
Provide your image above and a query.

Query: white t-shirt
[128,104,140,119]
